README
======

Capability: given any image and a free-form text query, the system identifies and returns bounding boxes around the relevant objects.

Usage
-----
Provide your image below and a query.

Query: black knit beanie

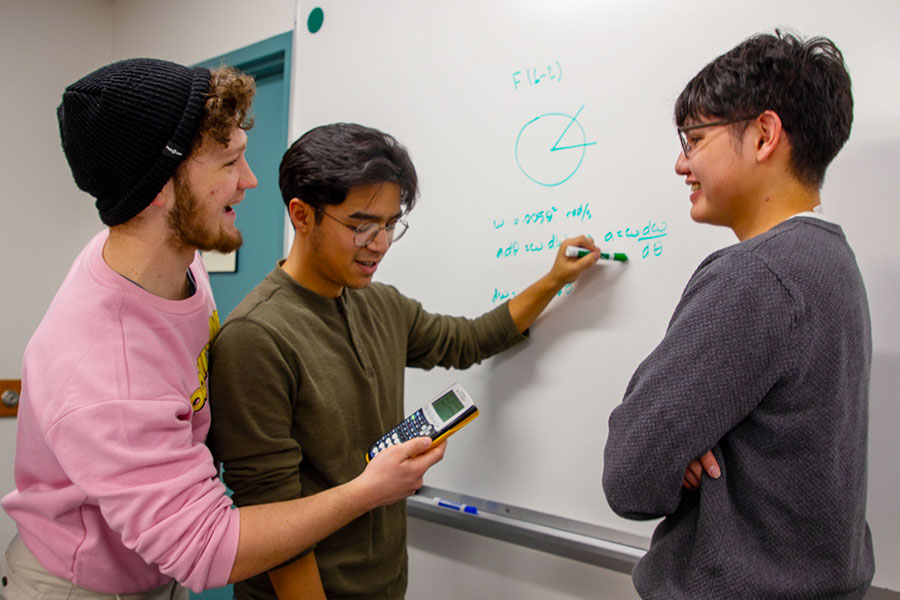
[57,58,211,226]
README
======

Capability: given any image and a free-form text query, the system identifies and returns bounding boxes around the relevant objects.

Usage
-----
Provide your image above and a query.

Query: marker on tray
[565,246,628,262]
[433,497,478,515]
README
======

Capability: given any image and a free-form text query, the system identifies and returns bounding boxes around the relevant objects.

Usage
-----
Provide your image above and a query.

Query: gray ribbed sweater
[603,217,874,599]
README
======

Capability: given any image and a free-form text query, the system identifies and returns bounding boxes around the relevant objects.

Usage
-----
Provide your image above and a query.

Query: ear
[288,197,315,233]
[151,179,175,208]
[753,110,784,163]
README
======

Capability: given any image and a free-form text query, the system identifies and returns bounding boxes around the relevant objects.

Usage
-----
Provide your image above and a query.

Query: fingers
[401,440,445,495]
[406,439,446,470]
[682,451,722,491]
[682,460,702,490]
[555,236,600,284]
[378,438,445,473]
[398,436,433,458]
[362,439,447,506]
[406,441,444,495]
[369,439,419,464]
[699,450,721,479]
[564,234,597,251]
[562,236,599,261]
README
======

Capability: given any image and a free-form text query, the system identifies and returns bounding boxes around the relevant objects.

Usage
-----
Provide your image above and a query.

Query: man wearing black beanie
[0,58,444,599]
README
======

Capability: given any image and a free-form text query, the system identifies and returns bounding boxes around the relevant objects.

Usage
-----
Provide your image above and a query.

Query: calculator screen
[431,391,464,421]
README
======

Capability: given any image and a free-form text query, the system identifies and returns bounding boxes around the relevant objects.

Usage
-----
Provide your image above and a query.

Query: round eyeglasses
[317,209,409,247]
[677,116,757,158]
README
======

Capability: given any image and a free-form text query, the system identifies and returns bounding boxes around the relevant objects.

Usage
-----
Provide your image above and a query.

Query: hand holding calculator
[366,383,478,462]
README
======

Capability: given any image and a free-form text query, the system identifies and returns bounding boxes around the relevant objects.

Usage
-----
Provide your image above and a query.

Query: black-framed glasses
[317,209,409,247]
[677,116,758,158]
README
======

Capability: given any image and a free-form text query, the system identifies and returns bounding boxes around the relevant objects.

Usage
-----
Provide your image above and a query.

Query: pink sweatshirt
[2,230,240,593]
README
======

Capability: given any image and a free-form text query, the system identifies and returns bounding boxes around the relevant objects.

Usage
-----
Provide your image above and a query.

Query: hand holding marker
[565,245,628,263]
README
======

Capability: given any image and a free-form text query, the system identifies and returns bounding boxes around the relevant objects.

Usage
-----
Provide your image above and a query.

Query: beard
[167,174,243,253]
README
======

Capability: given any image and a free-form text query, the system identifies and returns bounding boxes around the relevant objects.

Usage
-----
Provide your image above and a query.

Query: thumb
[700,450,721,479]
[403,436,433,457]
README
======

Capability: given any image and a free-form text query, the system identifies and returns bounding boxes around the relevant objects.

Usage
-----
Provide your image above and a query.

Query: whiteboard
[291,0,900,582]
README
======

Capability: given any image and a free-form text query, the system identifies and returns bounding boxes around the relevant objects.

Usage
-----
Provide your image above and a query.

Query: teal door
[198,32,292,320]
[192,31,292,600]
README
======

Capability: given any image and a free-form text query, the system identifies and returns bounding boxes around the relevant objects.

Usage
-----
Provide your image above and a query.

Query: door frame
[189,31,292,599]
[194,31,293,318]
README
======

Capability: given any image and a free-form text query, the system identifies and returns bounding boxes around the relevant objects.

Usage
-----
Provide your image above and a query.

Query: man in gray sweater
[603,31,874,598]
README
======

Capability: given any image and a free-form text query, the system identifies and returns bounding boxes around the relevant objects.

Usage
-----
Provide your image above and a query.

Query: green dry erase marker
[564,246,628,262]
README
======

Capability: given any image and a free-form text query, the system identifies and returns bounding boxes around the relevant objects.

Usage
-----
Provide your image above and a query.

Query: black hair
[279,123,418,216]
[675,30,853,189]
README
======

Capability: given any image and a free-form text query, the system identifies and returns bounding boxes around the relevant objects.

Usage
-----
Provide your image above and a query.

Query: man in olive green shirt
[208,123,601,599]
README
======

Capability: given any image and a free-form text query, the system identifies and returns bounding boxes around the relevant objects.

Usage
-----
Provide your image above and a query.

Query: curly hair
[192,64,256,152]
[675,30,853,189]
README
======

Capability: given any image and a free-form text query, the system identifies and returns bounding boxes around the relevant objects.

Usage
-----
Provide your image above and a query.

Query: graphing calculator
[366,383,478,462]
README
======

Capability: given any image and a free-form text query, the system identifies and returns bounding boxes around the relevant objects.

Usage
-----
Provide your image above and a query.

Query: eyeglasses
[677,116,758,158]
[317,209,409,247]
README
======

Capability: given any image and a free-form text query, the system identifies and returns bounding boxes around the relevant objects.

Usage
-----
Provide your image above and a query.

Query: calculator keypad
[368,409,436,459]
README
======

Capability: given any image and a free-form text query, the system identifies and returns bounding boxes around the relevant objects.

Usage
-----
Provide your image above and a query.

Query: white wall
[108,0,295,65]
[0,0,116,548]
[408,519,640,599]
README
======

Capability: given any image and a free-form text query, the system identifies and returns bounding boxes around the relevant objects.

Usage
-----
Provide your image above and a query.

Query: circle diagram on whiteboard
[515,104,596,187]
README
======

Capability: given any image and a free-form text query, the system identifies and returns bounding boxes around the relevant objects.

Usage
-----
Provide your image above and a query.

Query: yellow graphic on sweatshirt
[191,311,220,412]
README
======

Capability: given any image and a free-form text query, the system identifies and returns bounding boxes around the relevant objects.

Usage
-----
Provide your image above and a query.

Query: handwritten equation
[490,203,667,259]
[512,61,562,90]
[492,202,592,230]
[492,283,574,304]
[493,219,668,261]
[487,203,671,302]
[603,220,668,260]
